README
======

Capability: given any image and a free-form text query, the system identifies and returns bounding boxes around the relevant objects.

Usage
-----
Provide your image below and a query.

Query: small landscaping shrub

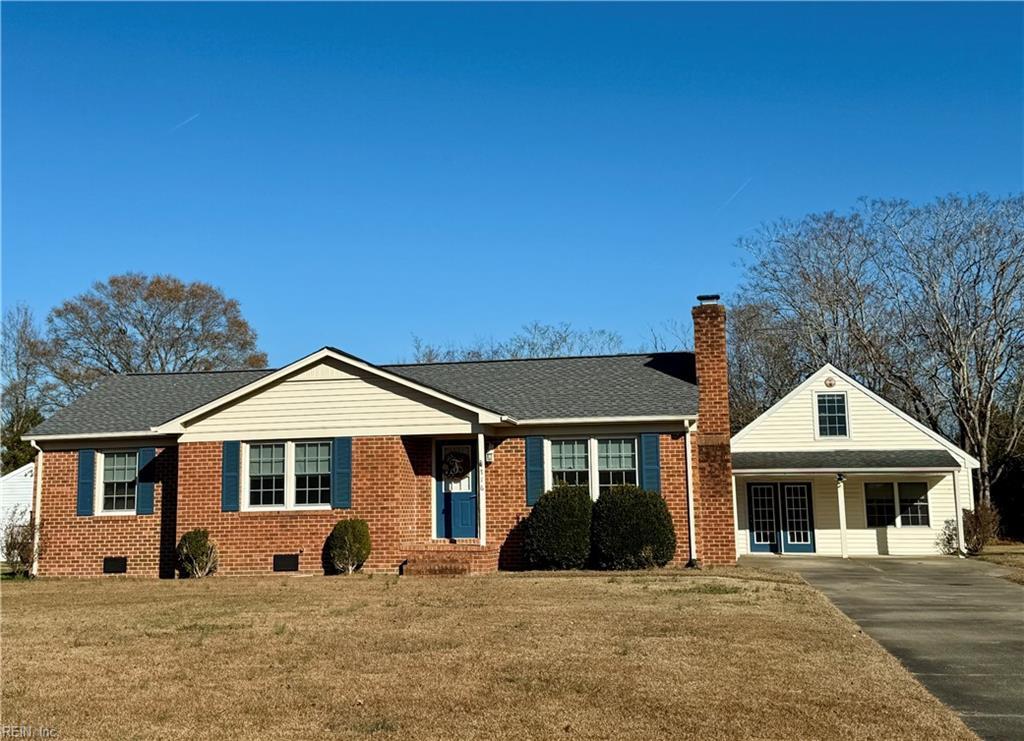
[936,519,959,555]
[2,506,39,578]
[523,485,593,569]
[591,485,676,570]
[327,519,371,574]
[963,501,1001,555]
[176,528,218,578]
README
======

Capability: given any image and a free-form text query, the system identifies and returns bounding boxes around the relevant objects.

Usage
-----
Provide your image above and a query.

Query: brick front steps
[401,541,500,576]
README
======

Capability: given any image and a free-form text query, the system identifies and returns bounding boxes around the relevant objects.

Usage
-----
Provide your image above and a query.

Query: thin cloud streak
[715,176,753,214]
[169,113,200,132]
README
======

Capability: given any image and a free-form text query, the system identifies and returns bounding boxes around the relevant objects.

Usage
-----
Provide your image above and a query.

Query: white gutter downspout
[30,441,43,576]
[952,463,966,557]
[683,422,698,565]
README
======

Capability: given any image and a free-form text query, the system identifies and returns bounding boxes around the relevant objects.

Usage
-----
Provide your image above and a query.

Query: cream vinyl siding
[179,359,476,442]
[735,473,956,556]
[734,369,941,452]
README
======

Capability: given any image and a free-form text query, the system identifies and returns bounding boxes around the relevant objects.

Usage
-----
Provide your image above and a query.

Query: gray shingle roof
[382,353,697,420]
[29,352,698,437]
[30,370,274,436]
[732,449,961,471]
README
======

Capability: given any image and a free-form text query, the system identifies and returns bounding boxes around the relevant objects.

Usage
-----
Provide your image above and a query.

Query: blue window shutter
[221,441,240,512]
[76,449,95,516]
[639,434,661,494]
[136,447,156,515]
[525,436,544,506]
[331,437,352,509]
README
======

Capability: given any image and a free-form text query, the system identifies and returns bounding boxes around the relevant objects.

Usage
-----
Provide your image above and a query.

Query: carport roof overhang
[732,449,961,475]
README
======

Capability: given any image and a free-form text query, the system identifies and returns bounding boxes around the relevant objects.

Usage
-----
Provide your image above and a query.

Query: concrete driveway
[743,556,1024,741]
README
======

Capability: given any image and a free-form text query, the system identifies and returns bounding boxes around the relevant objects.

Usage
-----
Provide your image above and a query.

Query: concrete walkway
[743,556,1024,741]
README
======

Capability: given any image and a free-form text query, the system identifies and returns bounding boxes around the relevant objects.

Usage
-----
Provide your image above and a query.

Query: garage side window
[864,482,896,527]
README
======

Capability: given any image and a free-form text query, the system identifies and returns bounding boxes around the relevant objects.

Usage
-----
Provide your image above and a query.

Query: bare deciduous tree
[42,273,268,406]
[1,305,46,473]
[411,321,623,362]
[733,193,1024,504]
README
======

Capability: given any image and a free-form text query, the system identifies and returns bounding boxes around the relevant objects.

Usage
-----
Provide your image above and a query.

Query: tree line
[3,193,1021,514]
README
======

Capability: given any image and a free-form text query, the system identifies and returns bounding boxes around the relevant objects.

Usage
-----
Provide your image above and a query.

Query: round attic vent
[824,376,837,388]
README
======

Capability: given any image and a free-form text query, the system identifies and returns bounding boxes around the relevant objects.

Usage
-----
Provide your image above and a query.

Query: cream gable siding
[733,367,943,452]
[732,366,975,519]
[735,473,957,556]
[179,358,477,442]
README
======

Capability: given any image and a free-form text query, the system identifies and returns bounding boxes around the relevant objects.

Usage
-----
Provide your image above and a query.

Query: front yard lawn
[976,542,1024,584]
[1,569,974,740]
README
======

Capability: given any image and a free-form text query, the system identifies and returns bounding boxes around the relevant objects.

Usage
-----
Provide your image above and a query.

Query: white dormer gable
[731,364,979,467]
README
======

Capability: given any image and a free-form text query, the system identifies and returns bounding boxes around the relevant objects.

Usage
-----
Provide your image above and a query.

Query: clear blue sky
[3,2,1021,365]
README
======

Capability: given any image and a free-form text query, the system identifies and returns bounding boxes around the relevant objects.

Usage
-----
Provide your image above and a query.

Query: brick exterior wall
[37,447,178,578]
[174,437,433,575]
[692,300,737,565]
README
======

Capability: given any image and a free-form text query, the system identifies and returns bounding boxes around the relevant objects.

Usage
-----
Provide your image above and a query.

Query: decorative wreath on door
[442,450,472,480]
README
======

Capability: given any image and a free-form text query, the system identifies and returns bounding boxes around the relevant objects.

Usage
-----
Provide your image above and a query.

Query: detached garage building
[731,365,978,558]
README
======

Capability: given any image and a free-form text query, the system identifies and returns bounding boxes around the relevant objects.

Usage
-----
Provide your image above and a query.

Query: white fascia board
[514,415,696,425]
[25,430,169,442]
[733,467,959,475]
[153,347,506,431]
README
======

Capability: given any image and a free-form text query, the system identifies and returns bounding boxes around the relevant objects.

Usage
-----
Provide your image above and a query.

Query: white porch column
[837,475,849,559]
[477,433,487,546]
[952,466,966,556]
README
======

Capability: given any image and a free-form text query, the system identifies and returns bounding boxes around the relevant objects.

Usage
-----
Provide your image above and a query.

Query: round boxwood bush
[591,485,676,570]
[176,528,218,578]
[326,519,372,574]
[523,485,593,569]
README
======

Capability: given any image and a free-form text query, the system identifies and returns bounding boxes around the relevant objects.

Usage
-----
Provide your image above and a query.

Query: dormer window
[816,392,848,437]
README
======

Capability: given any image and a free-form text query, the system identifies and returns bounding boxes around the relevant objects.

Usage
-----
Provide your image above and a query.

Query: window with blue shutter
[136,447,157,515]
[76,449,95,516]
[331,437,352,509]
[221,441,240,512]
[525,436,544,505]
[639,434,661,494]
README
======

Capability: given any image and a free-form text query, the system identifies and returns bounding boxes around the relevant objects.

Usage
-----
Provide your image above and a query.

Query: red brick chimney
[691,295,736,565]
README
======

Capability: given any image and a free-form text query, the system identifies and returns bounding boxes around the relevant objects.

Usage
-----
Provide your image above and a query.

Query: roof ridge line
[383,350,695,368]
[123,368,278,377]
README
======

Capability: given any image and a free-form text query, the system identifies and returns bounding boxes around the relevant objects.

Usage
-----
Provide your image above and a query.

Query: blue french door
[436,441,478,539]
[747,482,815,554]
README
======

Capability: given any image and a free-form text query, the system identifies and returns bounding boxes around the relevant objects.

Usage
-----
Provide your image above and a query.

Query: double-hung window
[550,439,589,487]
[546,437,640,499]
[816,393,848,437]
[249,443,285,507]
[102,451,139,513]
[897,482,930,527]
[864,482,896,528]
[295,441,332,506]
[864,481,930,527]
[597,438,637,495]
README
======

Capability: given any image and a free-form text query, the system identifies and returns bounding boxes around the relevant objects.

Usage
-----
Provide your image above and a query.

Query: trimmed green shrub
[591,485,676,570]
[327,519,371,574]
[176,528,218,578]
[523,485,593,569]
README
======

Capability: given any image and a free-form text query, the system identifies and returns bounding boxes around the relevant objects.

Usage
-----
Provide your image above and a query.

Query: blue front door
[747,482,815,554]
[436,441,478,539]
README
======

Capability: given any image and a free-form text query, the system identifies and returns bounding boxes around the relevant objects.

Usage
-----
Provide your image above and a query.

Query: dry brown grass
[1,568,974,740]
[976,542,1024,584]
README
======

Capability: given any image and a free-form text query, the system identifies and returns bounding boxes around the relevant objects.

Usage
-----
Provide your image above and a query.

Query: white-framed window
[95,450,139,514]
[864,480,931,528]
[597,438,638,495]
[241,440,332,511]
[816,392,849,438]
[248,443,286,507]
[295,441,332,506]
[544,436,638,500]
[550,439,589,487]
[897,482,930,527]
